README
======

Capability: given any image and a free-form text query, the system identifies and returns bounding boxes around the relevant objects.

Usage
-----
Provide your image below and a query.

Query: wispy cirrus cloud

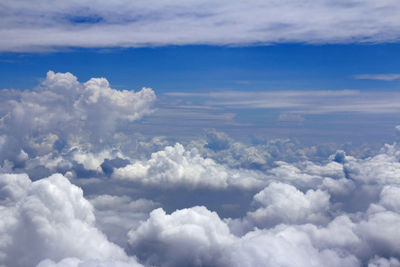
[165,90,400,114]
[2,0,400,52]
[353,74,400,81]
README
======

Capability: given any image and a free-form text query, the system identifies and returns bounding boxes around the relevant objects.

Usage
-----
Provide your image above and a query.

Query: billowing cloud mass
[0,71,155,180]
[2,0,400,51]
[112,143,266,189]
[1,70,155,149]
[0,173,139,267]
[1,71,400,266]
[127,206,359,267]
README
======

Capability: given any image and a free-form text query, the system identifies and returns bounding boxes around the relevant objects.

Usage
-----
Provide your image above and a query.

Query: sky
[2,1,400,267]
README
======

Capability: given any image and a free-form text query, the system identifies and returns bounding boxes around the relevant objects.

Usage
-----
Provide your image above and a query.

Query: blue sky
[2,44,400,92]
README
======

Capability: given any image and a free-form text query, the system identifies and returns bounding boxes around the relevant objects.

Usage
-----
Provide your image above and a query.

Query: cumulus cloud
[2,0,400,51]
[128,206,359,267]
[343,144,400,185]
[0,173,129,267]
[112,143,266,189]
[0,71,155,178]
[245,182,331,228]
[127,183,400,266]
[128,206,235,267]
[3,70,155,146]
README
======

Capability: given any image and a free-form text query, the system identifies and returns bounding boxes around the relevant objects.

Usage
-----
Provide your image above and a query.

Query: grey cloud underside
[1,72,400,266]
[2,0,400,51]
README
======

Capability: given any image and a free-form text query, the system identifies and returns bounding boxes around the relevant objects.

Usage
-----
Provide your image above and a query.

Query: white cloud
[1,71,155,147]
[0,173,128,267]
[128,206,235,267]
[353,74,400,81]
[229,226,360,267]
[0,71,155,177]
[245,182,331,228]
[112,143,267,189]
[2,0,400,51]
[128,206,360,267]
[378,186,400,213]
[343,145,400,185]
[166,90,400,114]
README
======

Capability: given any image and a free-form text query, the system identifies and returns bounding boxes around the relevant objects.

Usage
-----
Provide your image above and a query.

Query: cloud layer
[1,71,400,266]
[2,0,400,51]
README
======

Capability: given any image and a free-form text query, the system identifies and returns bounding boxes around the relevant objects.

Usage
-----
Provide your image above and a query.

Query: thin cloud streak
[353,74,400,81]
[165,90,400,114]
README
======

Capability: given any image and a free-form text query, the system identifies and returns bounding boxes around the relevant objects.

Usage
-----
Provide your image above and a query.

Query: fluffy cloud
[127,185,400,266]
[343,144,400,185]
[128,206,235,266]
[245,182,331,228]
[1,70,155,148]
[229,227,359,267]
[113,143,266,189]
[0,71,155,178]
[2,0,400,51]
[128,206,360,267]
[0,173,128,267]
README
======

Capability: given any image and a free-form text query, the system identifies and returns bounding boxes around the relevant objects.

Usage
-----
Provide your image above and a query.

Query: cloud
[0,71,155,178]
[3,71,400,266]
[278,113,305,123]
[112,143,267,189]
[0,173,129,267]
[128,206,235,267]
[127,177,400,266]
[89,195,159,247]
[368,256,400,267]
[2,0,400,51]
[128,206,359,267]
[245,182,331,228]
[37,258,144,267]
[166,90,400,114]
[353,74,400,81]
[0,71,155,147]
[2,128,400,265]
[343,144,400,185]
